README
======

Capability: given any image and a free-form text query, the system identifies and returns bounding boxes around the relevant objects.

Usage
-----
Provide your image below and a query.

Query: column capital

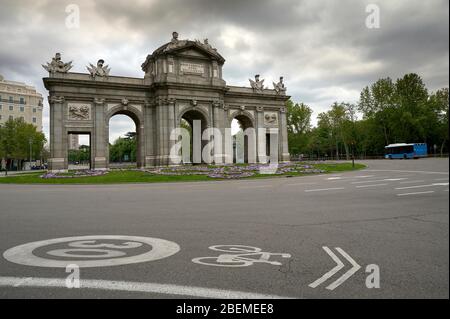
[94,97,105,105]
[212,100,223,108]
[168,98,176,106]
[48,95,65,104]
[144,99,154,107]
[156,97,168,106]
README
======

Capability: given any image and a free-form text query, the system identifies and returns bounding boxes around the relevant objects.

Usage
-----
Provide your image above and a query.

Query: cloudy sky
[0,0,448,144]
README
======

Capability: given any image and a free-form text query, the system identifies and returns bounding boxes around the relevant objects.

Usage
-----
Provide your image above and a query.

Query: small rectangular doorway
[67,133,91,170]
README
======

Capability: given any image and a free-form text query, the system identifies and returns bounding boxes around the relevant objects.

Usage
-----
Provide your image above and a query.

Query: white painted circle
[3,235,180,268]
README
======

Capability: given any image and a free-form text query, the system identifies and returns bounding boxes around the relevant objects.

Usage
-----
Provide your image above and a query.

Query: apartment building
[0,74,43,131]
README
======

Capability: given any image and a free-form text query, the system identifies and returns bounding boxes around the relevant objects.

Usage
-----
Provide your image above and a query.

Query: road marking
[397,191,435,196]
[353,175,375,179]
[308,247,344,289]
[395,183,449,190]
[326,248,361,291]
[13,277,33,287]
[284,182,317,186]
[327,177,342,180]
[352,177,407,184]
[3,235,180,268]
[308,247,360,291]
[351,179,389,184]
[0,276,293,299]
[356,183,388,188]
[305,187,345,192]
[399,180,425,184]
[365,169,449,175]
[238,185,272,189]
[434,178,449,181]
[192,245,291,267]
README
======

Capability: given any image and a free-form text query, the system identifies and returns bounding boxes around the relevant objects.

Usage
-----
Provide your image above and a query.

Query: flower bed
[145,163,324,179]
[41,170,108,179]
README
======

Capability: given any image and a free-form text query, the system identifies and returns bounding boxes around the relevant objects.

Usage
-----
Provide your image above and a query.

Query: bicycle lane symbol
[191,245,291,267]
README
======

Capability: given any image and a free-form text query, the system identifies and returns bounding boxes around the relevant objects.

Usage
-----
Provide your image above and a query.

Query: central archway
[178,108,209,164]
[106,105,144,168]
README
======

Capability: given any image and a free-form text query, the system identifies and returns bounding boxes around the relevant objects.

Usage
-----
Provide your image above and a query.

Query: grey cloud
[0,0,448,135]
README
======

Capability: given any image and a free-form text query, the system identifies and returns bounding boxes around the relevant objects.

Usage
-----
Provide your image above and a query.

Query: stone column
[279,106,290,162]
[155,97,168,165]
[256,106,265,163]
[92,98,107,170]
[48,96,67,172]
[137,121,145,168]
[167,98,176,165]
[212,100,225,164]
[144,100,156,167]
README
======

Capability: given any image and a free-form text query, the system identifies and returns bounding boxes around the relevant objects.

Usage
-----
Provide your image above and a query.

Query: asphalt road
[0,158,448,299]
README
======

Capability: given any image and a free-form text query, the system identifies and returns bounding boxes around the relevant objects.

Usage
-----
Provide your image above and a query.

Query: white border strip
[305,187,345,192]
[365,169,448,175]
[397,191,435,196]
[0,276,294,299]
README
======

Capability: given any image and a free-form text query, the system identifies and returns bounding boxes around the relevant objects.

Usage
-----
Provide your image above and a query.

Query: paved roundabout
[0,159,448,298]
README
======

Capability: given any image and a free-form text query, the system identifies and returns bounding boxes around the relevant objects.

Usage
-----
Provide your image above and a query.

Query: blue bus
[385,143,428,159]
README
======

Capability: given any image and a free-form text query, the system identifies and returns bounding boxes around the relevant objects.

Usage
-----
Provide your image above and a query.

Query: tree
[109,132,137,163]
[358,77,395,145]
[428,88,449,155]
[68,145,90,164]
[0,118,46,170]
[286,99,313,156]
[292,73,448,159]
[392,73,429,143]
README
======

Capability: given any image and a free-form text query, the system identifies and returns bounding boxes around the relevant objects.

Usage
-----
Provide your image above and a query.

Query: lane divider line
[397,191,435,196]
[356,183,388,188]
[238,185,273,189]
[351,178,390,184]
[399,180,425,184]
[396,183,449,190]
[305,187,345,192]
[0,276,294,299]
[365,169,449,175]
[284,182,318,186]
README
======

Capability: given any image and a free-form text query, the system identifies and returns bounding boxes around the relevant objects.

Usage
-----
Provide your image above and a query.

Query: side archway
[228,110,256,163]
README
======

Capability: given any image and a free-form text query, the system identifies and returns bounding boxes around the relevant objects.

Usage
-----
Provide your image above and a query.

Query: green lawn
[0,162,365,184]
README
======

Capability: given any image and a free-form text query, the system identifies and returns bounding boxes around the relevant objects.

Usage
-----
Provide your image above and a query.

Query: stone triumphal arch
[43,32,290,171]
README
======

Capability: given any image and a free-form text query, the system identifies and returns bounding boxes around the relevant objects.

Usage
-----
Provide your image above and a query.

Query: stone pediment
[178,48,210,58]
[142,39,225,72]
[164,41,224,63]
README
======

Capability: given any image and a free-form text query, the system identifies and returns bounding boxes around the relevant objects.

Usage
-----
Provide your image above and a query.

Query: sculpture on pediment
[87,59,110,78]
[164,31,187,52]
[195,38,218,53]
[249,74,265,93]
[42,53,73,74]
[273,76,286,94]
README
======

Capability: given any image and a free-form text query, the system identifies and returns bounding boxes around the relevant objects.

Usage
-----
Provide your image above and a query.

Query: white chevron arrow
[309,246,361,290]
